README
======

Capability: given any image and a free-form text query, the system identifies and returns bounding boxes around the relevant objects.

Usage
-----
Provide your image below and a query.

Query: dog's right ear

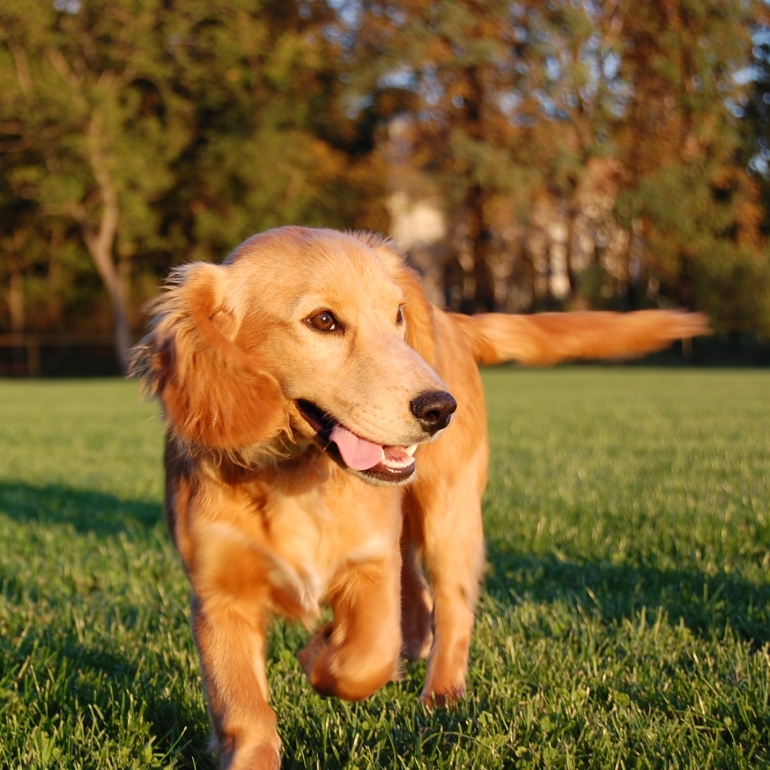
[130,262,288,450]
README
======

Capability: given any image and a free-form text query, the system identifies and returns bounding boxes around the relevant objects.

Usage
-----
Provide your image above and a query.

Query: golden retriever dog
[131,226,708,769]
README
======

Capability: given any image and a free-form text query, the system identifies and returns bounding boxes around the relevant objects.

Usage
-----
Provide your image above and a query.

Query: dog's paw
[214,733,281,770]
[297,622,333,676]
[420,681,466,709]
[222,743,281,770]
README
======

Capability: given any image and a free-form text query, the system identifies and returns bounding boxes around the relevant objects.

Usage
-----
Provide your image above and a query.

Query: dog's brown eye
[396,306,405,325]
[307,310,340,332]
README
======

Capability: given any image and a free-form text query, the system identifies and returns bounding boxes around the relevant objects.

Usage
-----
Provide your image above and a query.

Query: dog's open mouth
[296,399,417,483]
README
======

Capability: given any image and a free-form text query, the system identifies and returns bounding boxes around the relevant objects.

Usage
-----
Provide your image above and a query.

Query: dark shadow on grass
[2,624,214,770]
[0,480,162,535]
[0,482,217,767]
[484,538,770,646]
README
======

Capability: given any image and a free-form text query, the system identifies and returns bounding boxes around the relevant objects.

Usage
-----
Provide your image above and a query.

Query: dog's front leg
[299,552,402,702]
[191,592,280,770]
[406,444,487,708]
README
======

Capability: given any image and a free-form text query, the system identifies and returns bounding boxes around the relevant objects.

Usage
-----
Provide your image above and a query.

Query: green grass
[0,370,768,769]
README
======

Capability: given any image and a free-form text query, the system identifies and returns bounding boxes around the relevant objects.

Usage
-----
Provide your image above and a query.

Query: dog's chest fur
[173,450,403,624]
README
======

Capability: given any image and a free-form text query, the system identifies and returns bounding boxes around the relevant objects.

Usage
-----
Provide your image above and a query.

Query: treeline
[1,0,770,371]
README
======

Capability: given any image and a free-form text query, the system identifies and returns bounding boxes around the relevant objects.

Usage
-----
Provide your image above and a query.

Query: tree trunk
[8,265,24,333]
[461,65,496,313]
[466,183,496,312]
[84,113,131,373]
[83,216,131,374]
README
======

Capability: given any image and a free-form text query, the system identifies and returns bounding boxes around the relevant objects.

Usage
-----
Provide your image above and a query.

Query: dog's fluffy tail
[449,309,711,366]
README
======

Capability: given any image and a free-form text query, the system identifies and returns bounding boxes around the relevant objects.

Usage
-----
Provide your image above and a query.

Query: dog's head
[131,227,455,485]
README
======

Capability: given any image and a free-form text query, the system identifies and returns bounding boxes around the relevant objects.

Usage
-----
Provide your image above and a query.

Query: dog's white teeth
[383,457,415,470]
[405,444,418,456]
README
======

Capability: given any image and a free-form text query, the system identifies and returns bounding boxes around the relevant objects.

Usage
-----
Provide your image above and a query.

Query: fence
[0,330,768,377]
[0,334,122,377]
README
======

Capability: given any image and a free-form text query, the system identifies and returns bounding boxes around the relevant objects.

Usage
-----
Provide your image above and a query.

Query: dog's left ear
[352,232,439,367]
[130,262,288,449]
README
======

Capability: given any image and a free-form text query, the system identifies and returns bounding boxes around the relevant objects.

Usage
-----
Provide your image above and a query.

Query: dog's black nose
[410,390,457,434]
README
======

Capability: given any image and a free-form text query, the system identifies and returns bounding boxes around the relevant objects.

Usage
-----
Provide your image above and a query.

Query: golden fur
[131,226,709,769]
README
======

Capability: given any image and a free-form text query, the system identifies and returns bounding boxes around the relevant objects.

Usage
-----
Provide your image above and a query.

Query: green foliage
[1,371,769,767]
[612,0,766,323]
[351,0,770,322]
[164,0,374,260]
[741,10,770,231]
[0,0,190,243]
[0,0,383,342]
[695,246,770,334]
[1,0,770,340]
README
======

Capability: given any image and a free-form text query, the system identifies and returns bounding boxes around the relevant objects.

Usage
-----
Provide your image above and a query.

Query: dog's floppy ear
[130,262,288,449]
[352,232,439,367]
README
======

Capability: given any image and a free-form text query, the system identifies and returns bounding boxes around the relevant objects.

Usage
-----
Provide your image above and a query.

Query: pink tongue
[330,424,384,471]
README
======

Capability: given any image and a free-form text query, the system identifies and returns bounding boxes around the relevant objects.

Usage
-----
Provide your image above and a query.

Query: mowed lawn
[0,369,768,769]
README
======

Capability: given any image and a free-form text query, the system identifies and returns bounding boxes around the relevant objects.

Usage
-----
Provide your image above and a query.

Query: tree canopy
[1,0,769,370]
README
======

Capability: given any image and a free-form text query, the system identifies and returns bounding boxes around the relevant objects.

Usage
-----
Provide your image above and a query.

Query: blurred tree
[350,0,550,312]
[0,179,35,335]
[741,2,770,230]
[0,0,193,370]
[348,0,770,328]
[162,0,386,264]
[347,1,651,310]
[0,0,383,369]
[740,3,770,337]
[1,0,769,364]
[613,0,770,332]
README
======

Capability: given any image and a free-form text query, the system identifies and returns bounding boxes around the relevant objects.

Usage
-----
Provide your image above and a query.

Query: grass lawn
[0,369,768,769]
